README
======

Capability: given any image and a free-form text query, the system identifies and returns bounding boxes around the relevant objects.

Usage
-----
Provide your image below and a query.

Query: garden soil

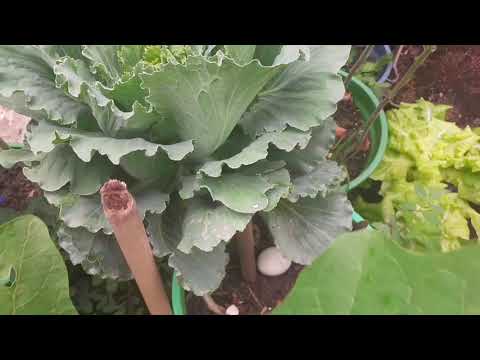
[393,45,480,129]
[186,218,365,315]
[186,216,304,315]
[0,166,41,211]
[334,94,370,180]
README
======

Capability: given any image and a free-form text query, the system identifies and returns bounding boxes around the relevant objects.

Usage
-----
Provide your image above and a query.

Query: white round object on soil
[257,247,292,277]
[225,304,239,315]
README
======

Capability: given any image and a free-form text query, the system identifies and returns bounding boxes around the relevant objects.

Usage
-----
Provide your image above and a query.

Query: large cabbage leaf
[0,44,353,295]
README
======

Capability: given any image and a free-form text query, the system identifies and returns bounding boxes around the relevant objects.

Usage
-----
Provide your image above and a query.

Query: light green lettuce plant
[355,99,480,252]
[0,45,353,296]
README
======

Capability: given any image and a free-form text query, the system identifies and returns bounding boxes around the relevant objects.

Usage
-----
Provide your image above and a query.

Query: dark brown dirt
[334,95,370,180]
[393,45,480,129]
[186,216,304,315]
[0,165,41,211]
[352,220,369,231]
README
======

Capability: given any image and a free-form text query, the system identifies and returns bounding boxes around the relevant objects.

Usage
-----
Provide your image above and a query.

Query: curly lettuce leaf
[359,100,480,253]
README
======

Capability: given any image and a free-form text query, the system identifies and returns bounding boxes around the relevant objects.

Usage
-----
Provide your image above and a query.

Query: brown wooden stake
[236,222,257,284]
[100,180,172,315]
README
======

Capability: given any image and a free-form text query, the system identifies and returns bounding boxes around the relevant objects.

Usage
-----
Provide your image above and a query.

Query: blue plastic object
[371,45,393,84]
[352,45,393,84]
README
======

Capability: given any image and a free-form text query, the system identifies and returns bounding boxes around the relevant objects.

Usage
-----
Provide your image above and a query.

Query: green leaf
[39,45,83,60]
[57,225,131,280]
[241,45,350,137]
[271,117,337,174]
[0,149,41,169]
[23,145,114,195]
[116,45,145,76]
[103,74,148,112]
[0,216,77,314]
[158,196,251,254]
[28,121,193,164]
[0,45,93,125]
[53,56,135,135]
[119,150,178,185]
[199,128,311,177]
[183,173,274,214]
[147,209,229,296]
[170,244,228,296]
[261,192,353,265]
[142,54,282,160]
[262,168,292,212]
[274,227,480,315]
[224,45,256,65]
[288,160,346,202]
[45,189,168,235]
[81,45,121,85]
[254,45,310,66]
[115,102,177,144]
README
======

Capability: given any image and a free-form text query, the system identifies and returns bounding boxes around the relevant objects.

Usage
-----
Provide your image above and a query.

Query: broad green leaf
[147,210,229,296]
[199,128,311,177]
[185,173,274,214]
[142,54,282,160]
[45,192,111,234]
[45,189,168,235]
[288,160,346,202]
[158,196,251,254]
[0,45,93,125]
[103,74,148,112]
[0,216,77,314]
[261,192,353,265]
[271,117,337,174]
[274,227,480,315]
[0,92,48,121]
[254,45,310,66]
[54,56,134,135]
[224,45,256,65]
[115,102,178,144]
[170,244,228,297]
[262,169,292,212]
[116,45,145,77]
[23,145,114,195]
[241,45,350,137]
[38,45,83,60]
[57,225,131,280]
[0,149,41,169]
[119,150,178,186]
[28,121,193,164]
[81,45,121,85]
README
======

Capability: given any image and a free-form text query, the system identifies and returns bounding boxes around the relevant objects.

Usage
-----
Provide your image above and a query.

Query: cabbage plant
[0,45,353,295]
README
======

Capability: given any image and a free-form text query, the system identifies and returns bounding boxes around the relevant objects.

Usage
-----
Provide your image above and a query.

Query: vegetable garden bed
[1,44,480,315]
